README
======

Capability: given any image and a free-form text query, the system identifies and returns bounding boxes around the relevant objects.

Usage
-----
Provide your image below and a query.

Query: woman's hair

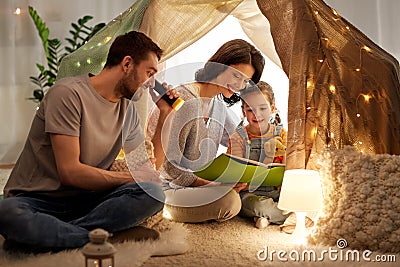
[104,31,163,68]
[195,39,265,106]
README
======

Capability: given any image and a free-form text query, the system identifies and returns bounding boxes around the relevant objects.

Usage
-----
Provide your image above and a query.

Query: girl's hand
[233,182,248,192]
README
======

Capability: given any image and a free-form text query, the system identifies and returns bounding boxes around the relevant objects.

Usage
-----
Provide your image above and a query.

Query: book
[194,153,285,187]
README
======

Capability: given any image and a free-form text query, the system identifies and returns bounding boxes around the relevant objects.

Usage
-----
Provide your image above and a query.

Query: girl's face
[242,92,272,135]
[215,63,255,99]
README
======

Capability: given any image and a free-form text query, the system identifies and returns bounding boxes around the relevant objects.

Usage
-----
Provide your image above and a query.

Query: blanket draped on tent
[257,0,400,169]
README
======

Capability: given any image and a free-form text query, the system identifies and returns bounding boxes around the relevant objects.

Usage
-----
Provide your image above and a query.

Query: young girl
[227,81,289,229]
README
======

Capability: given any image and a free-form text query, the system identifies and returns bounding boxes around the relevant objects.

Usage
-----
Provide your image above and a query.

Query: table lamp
[278,169,323,243]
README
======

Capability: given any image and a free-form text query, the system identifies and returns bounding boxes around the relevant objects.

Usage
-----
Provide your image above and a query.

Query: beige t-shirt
[4,75,144,197]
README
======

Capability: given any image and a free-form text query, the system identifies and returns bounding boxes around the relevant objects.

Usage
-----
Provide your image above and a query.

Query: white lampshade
[278,169,323,212]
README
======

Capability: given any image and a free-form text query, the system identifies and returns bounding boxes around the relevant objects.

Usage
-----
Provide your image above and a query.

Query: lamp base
[292,211,307,244]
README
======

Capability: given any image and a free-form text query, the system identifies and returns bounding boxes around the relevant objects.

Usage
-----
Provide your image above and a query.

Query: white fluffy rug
[0,221,189,267]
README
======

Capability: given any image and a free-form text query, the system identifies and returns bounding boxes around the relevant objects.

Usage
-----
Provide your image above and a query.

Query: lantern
[82,228,116,267]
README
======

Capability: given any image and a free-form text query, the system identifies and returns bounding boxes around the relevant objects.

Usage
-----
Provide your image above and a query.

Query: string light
[361,93,372,102]
[308,6,381,152]
[362,45,372,52]
[103,36,112,44]
[329,85,336,94]
[13,7,21,15]
[307,80,314,89]
[311,127,318,138]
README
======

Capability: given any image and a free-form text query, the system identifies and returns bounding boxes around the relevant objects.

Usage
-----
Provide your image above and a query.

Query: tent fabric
[227,0,282,68]
[57,0,151,79]
[257,0,400,169]
[58,0,244,79]
[139,0,243,62]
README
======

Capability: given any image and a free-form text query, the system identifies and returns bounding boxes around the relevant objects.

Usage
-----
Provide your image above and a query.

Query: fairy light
[104,36,112,44]
[309,6,382,152]
[311,127,318,138]
[361,93,372,102]
[329,85,336,94]
[13,7,21,15]
[307,80,314,89]
[362,45,372,52]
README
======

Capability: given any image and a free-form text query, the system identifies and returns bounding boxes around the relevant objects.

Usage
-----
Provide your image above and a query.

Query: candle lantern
[82,228,116,267]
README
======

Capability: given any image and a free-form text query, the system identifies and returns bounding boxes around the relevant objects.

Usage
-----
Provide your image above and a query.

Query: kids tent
[58,0,400,169]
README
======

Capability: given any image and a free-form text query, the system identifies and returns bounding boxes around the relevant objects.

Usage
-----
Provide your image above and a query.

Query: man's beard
[117,68,143,100]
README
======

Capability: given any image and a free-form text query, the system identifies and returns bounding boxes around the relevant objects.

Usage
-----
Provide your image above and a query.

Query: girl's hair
[255,81,275,105]
[240,81,274,105]
[104,31,163,68]
[240,81,282,124]
[194,39,265,106]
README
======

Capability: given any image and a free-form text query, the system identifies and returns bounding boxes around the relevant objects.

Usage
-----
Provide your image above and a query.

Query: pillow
[309,146,400,253]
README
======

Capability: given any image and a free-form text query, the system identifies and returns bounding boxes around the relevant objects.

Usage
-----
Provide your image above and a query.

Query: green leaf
[33,89,45,101]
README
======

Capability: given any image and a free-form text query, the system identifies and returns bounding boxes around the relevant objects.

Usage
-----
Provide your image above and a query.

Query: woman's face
[215,63,255,99]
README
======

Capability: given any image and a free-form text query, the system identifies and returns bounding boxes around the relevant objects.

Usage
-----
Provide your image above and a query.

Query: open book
[194,153,285,187]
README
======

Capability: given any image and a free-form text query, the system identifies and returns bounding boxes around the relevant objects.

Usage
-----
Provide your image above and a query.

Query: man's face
[120,52,158,100]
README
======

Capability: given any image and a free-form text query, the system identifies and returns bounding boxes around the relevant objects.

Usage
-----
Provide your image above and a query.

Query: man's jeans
[0,183,165,249]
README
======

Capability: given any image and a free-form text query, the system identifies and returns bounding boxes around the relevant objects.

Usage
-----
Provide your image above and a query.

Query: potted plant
[28,6,105,104]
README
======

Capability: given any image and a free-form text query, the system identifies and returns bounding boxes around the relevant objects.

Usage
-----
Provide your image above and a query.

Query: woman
[150,39,265,223]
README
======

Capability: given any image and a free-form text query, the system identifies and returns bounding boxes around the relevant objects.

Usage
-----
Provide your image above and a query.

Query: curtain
[257,0,400,169]
[0,0,134,164]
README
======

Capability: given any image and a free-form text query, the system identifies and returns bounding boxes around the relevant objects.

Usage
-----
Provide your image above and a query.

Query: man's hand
[149,81,180,112]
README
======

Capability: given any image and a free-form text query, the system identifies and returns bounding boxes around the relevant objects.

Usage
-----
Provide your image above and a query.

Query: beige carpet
[0,220,189,267]
[1,169,399,266]
[0,167,11,194]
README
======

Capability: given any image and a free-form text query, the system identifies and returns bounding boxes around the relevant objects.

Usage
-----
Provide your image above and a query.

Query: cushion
[309,146,400,253]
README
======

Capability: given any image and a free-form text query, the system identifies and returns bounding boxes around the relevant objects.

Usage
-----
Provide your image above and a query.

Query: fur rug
[309,147,400,253]
[0,219,189,267]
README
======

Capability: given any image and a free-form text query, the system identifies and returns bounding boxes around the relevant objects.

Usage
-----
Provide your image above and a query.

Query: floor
[0,167,12,194]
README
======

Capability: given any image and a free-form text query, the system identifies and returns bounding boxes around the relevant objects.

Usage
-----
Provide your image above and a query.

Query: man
[0,31,175,253]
